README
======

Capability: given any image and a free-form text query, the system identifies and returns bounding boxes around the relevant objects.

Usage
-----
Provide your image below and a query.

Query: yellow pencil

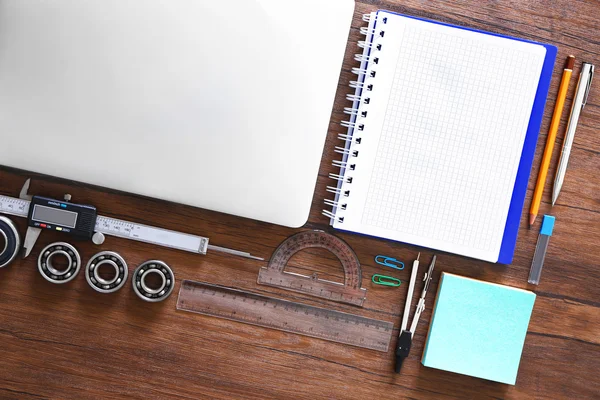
[529,55,575,227]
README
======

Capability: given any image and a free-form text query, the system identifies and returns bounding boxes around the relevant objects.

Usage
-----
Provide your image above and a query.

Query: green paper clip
[372,274,401,287]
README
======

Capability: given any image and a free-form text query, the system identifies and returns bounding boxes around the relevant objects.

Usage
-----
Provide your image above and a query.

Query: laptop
[0,0,355,227]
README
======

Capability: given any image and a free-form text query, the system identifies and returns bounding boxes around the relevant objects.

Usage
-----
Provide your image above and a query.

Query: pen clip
[583,63,595,107]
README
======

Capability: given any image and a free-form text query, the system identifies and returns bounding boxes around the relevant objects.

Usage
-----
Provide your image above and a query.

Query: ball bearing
[0,216,20,268]
[85,251,128,293]
[38,242,81,284]
[132,260,174,302]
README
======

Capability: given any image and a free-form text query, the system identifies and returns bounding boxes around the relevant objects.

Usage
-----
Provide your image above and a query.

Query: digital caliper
[0,179,263,261]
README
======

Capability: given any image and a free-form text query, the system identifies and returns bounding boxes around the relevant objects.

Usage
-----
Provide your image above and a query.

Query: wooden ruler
[177,280,393,352]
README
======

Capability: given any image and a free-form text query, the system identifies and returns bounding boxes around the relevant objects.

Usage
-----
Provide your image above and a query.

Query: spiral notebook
[324,11,557,263]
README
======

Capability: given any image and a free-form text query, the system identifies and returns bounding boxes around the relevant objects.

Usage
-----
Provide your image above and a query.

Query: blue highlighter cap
[540,215,555,236]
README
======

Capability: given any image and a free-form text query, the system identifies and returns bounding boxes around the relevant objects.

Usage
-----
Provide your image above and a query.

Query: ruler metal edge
[0,194,261,259]
[177,280,394,352]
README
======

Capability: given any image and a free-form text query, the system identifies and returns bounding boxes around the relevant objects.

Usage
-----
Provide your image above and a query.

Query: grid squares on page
[361,25,542,252]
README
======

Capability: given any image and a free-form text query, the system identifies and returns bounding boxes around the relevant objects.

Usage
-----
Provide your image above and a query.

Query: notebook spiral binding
[323,12,387,224]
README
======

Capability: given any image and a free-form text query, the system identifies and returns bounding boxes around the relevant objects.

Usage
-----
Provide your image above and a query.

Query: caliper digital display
[31,204,78,229]
[27,196,97,239]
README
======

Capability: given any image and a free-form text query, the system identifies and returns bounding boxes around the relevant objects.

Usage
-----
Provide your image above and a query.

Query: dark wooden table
[1,1,599,399]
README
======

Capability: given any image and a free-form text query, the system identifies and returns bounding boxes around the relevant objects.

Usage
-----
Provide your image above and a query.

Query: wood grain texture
[1,1,599,399]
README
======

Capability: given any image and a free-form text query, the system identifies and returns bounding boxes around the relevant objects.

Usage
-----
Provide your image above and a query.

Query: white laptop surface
[0,0,355,227]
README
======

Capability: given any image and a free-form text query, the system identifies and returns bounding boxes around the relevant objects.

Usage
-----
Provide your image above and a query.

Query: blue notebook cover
[333,11,557,264]
[383,11,557,264]
[421,273,536,385]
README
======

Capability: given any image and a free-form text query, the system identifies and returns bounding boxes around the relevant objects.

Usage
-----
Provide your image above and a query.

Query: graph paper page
[334,13,546,262]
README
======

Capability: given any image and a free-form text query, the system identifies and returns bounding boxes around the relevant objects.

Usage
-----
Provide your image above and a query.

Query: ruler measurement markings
[0,196,29,217]
[96,216,208,254]
[177,281,392,352]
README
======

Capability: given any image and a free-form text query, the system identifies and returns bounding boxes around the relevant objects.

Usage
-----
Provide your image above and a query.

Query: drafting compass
[395,253,436,373]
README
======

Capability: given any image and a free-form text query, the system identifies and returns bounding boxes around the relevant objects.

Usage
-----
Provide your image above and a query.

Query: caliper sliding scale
[0,179,262,261]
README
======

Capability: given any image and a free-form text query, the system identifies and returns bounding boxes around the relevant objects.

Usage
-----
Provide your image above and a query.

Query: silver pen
[552,62,594,205]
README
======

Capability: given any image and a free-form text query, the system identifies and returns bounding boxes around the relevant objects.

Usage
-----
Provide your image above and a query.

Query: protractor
[257,230,367,306]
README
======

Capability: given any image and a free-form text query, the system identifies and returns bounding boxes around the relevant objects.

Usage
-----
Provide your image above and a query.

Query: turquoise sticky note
[421,273,536,385]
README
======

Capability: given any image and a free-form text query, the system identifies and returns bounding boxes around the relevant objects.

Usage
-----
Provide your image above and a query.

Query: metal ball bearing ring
[132,260,174,302]
[0,216,20,268]
[37,242,81,284]
[85,251,128,293]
